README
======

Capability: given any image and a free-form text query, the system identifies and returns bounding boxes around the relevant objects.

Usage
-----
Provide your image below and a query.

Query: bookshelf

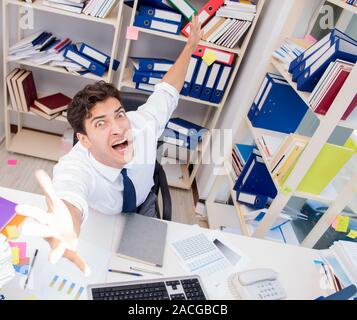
[2,0,125,161]
[118,0,266,190]
[206,0,357,248]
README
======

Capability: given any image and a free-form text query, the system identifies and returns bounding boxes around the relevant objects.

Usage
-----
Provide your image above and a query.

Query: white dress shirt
[52,82,179,221]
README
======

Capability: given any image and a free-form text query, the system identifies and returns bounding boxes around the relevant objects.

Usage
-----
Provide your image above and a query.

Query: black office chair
[72,91,172,221]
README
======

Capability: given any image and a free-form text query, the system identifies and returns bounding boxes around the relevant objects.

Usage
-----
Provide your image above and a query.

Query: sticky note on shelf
[126,26,139,40]
[11,247,20,265]
[202,51,217,66]
[7,159,17,165]
[5,225,19,239]
[347,230,357,239]
[331,217,338,230]
[335,216,350,233]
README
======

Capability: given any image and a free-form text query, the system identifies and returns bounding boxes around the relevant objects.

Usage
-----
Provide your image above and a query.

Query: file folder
[288,28,357,73]
[166,118,207,138]
[247,76,308,134]
[133,69,165,85]
[131,57,174,72]
[210,64,232,104]
[139,5,184,24]
[134,15,183,35]
[78,43,120,71]
[64,45,107,77]
[297,38,357,92]
[180,56,200,96]
[200,62,221,101]
[135,82,155,92]
[181,0,224,37]
[236,191,269,210]
[167,0,197,20]
[193,45,235,65]
[162,128,201,150]
[189,59,209,98]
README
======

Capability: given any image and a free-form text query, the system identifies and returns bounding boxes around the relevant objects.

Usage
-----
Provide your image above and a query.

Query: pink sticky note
[304,34,317,45]
[126,26,139,40]
[331,217,338,230]
[9,241,27,259]
[7,159,17,165]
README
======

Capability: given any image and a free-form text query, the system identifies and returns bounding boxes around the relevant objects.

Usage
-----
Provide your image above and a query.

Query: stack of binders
[248,73,308,134]
[64,43,120,77]
[43,0,86,14]
[287,29,357,92]
[233,148,278,210]
[83,0,119,18]
[160,118,208,162]
[309,59,357,120]
[231,144,255,179]
[134,4,185,35]
[130,57,174,92]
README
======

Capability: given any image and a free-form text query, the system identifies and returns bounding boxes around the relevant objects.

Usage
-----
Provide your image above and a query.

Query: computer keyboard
[87,275,208,300]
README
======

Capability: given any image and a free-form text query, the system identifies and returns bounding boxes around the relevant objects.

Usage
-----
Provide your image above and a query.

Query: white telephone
[228,268,286,300]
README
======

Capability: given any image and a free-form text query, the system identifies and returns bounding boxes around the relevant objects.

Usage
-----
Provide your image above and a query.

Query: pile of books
[8,31,119,77]
[43,0,86,13]
[231,144,254,179]
[30,92,72,120]
[309,59,357,120]
[6,68,37,112]
[0,234,15,289]
[286,28,357,92]
[83,0,119,18]
[159,118,208,164]
[134,4,185,35]
[216,0,256,21]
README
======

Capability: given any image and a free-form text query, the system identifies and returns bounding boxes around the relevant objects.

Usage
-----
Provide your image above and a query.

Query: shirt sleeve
[134,82,179,139]
[52,157,93,224]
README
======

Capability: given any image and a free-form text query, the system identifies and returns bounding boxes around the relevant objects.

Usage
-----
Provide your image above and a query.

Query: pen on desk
[108,268,143,277]
[24,249,38,290]
[130,266,164,276]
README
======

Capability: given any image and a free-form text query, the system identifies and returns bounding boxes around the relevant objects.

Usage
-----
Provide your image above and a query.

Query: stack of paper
[0,234,15,288]
[83,0,119,18]
[43,0,85,14]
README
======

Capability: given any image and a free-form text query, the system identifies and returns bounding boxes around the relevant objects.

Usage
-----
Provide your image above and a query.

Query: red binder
[193,45,235,65]
[342,93,357,121]
[181,0,224,37]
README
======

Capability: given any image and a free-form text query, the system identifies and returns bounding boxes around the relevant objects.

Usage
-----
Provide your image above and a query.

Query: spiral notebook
[116,213,168,267]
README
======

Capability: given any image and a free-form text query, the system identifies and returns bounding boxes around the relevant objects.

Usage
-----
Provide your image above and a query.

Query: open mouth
[111,139,129,152]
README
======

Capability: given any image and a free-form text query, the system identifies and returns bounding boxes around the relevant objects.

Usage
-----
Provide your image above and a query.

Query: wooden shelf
[9,58,108,81]
[271,57,357,130]
[6,0,120,26]
[8,129,67,162]
[120,66,221,108]
[136,27,241,55]
[7,107,68,123]
[326,0,357,14]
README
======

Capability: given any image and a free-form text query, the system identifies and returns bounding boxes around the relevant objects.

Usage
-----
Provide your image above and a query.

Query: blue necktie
[121,168,137,213]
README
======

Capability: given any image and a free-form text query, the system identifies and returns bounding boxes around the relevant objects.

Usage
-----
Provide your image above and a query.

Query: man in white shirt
[16,16,203,275]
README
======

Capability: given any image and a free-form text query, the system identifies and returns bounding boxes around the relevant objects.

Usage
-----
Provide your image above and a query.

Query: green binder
[167,0,197,20]
[297,143,355,195]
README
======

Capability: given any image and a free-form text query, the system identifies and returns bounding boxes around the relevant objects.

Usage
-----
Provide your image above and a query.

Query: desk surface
[0,186,332,300]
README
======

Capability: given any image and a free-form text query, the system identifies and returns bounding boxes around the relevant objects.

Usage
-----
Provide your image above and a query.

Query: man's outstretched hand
[16,170,90,276]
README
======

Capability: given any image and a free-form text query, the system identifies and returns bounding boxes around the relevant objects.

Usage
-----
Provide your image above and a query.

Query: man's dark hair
[67,81,121,134]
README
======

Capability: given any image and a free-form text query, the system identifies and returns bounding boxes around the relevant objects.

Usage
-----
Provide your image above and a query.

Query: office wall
[196,0,322,199]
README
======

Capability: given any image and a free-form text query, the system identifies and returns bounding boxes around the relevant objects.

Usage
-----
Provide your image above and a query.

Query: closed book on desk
[34,93,71,115]
[116,213,167,267]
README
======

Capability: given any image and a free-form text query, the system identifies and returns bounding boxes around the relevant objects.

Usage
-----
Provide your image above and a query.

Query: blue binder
[296,38,357,92]
[189,59,209,99]
[233,152,277,199]
[210,64,232,104]
[134,15,182,35]
[131,57,174,72]
[234,144,255,164]
[166,118,208,139]
[200,62,221,101]
[236,191,269,210]
[138,5,184,24]
[140,0,177,11]
[180,56,199,96]
[78,43,120,71]
[32,32,52,47]
[288,28,357,73]
[64,45,107,77]
[133,69,165,84]
[247,75,308,134]
[162,128,202,150]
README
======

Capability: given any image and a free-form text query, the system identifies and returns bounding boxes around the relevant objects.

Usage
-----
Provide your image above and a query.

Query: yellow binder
[297,143,355,195]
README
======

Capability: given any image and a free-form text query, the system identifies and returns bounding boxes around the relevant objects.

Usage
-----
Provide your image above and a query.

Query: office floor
[0,140,207,227]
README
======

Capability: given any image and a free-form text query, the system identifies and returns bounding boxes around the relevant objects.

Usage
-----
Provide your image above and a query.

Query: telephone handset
[228,268,286,300]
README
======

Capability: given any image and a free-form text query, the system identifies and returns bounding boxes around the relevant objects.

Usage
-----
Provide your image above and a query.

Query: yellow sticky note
[335,216,350,233]
[347,230,357,239]
[11,247,20,265]
[280,185,292,196]
[6,225,19,239]
[202,51,217,66]
[25,295,38,300]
